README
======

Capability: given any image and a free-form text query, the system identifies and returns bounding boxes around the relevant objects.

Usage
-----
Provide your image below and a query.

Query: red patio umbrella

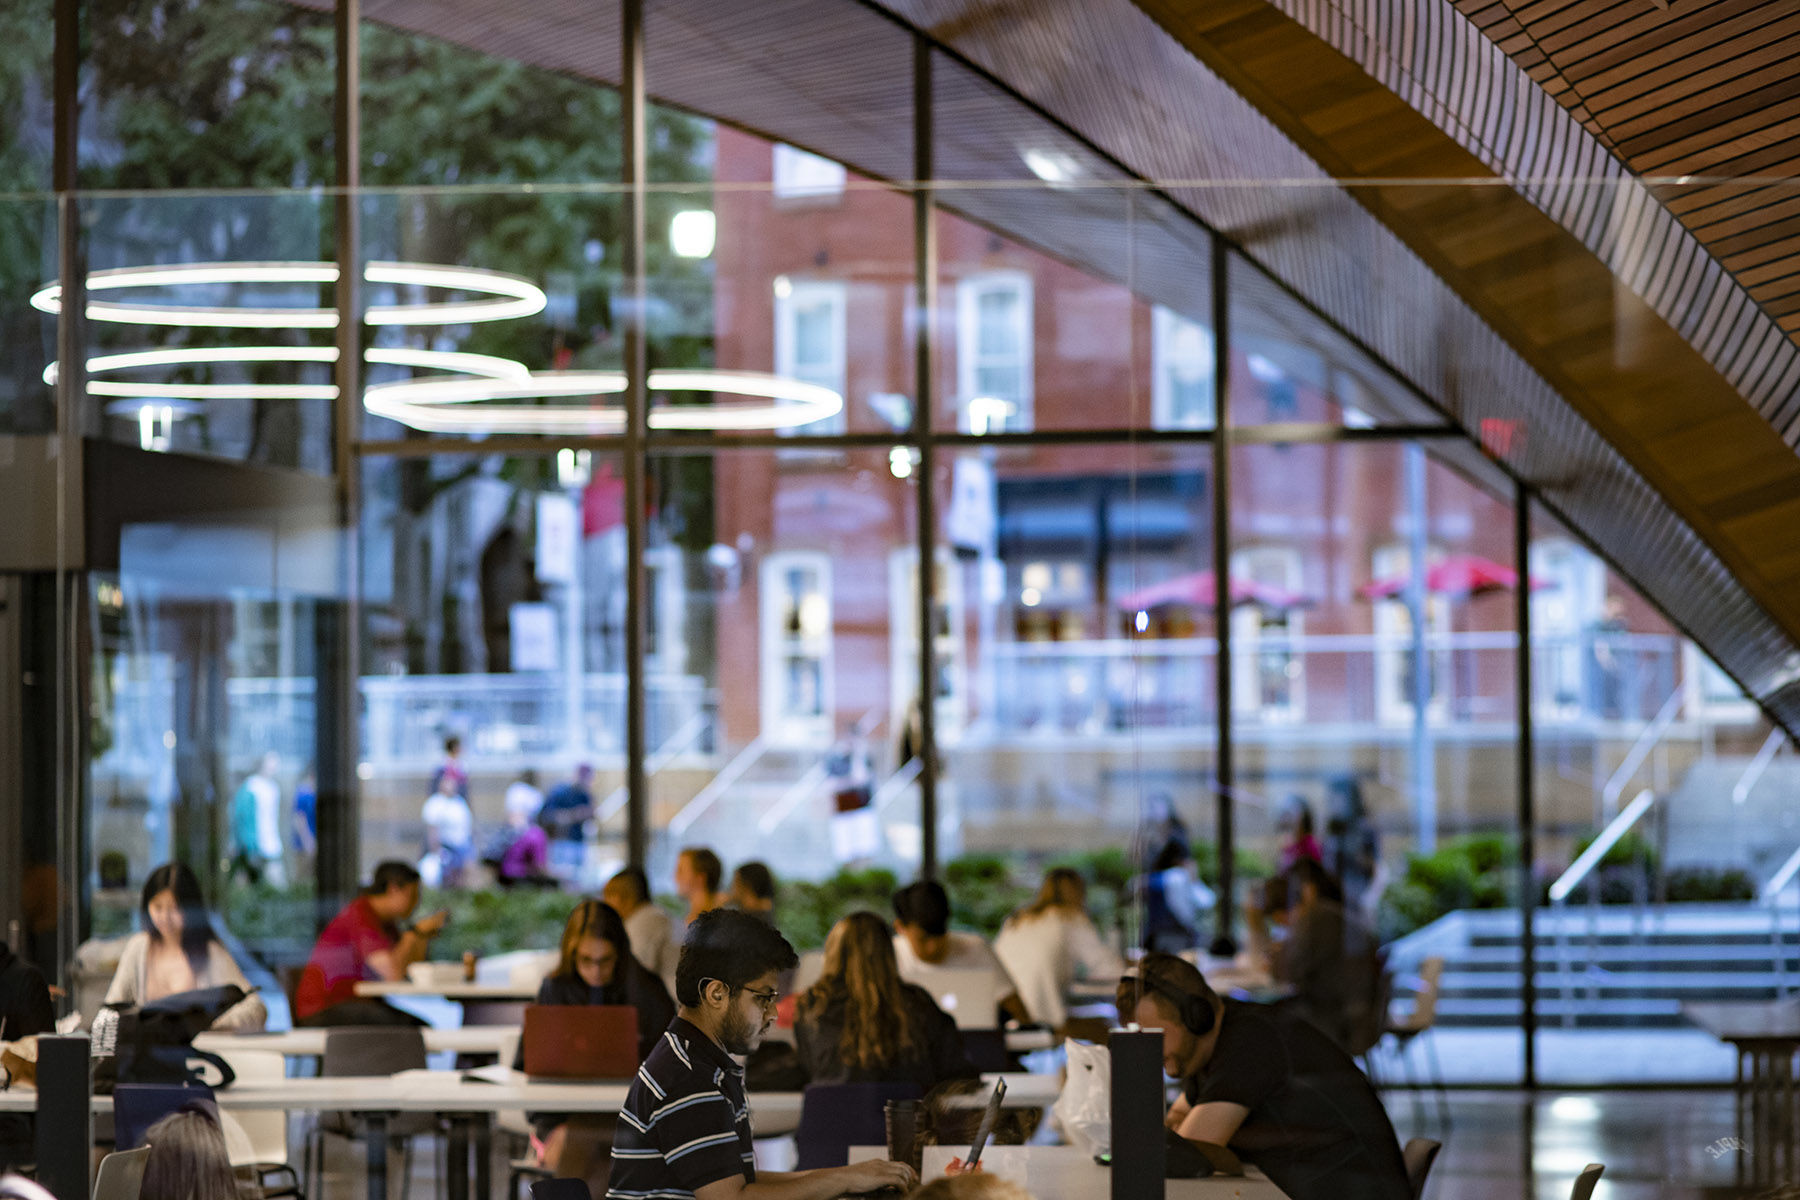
[1117,570,1312,612]
[1356,553,1549,601]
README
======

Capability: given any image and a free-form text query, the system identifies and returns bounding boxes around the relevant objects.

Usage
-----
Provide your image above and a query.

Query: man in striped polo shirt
[608,909,917,1200]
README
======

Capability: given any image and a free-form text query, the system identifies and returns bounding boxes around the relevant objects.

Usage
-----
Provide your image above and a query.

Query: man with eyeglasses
[608,908,917,1199]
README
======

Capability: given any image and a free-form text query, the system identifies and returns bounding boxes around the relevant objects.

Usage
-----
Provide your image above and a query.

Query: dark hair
[892,880,950,937]
[675,908,797,1007]
[444,735,462,755]
[1286,857,1344,904]
[139,1107,237,1200]
[1150,839,1191,873]
[554,900,631,986]
[140,862,217,977]
[607,866,651,906]
[1117,952,1219,1036]
[732,861,775,902]
[367,860,422,895]
[680,846,723,893]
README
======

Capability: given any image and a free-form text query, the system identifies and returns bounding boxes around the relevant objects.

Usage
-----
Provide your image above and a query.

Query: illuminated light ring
[43,346,530,403]
[362,369,844,434]
[28,261,548,328]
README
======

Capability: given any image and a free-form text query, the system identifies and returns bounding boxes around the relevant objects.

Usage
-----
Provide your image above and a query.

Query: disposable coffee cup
[885,1098,920,1172]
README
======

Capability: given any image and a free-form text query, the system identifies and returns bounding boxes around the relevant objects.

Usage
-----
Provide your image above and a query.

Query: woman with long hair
[994,868,1123,1031]
[795,911,976,1090]
[137,1106,239,1200]
[517,899,675,1174]
[104,862,266,1030]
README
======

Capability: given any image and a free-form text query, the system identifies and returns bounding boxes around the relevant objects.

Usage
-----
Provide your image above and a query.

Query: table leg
[474,1113,493,1200]
[1736,1047,1746,1187]
[366,1114,389,1200]
[447,1117,470,1200]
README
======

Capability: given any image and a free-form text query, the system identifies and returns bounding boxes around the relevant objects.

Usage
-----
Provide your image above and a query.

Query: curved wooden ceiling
[1455,0,1800,341]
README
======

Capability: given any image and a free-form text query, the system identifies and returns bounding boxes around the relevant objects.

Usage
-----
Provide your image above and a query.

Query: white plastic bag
[1053,1038,1112,1156]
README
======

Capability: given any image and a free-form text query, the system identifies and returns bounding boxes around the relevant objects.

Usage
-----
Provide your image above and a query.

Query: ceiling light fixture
[363,368,843,434]
[30,261,548,328]
[45,346,530,402]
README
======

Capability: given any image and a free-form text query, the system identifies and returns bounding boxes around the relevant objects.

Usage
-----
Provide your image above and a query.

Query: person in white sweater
[993,867,1124,1031]
[602,866,680,994]
[104,863,266,1031]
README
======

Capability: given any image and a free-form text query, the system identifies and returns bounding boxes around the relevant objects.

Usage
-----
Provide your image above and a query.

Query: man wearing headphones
[1119,953,1409,1200]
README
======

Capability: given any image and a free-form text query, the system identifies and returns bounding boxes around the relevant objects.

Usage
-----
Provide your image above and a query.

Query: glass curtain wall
[17,0,1796,1096]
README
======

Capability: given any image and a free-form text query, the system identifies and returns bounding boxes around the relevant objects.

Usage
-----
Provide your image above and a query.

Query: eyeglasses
[699,979,782,1013]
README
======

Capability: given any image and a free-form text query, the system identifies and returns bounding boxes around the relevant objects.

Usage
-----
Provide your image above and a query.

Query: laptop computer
[521,1004,640,1082]
[914,967,1002,1031]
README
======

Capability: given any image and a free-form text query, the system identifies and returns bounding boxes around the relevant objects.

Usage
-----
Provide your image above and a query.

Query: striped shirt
[606,1017,755,1199]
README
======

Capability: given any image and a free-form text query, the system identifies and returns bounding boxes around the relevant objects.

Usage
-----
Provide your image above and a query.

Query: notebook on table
[913,967,1002,1031]
[521,1004,640,1082]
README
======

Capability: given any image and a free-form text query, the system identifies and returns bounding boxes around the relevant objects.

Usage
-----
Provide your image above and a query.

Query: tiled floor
[299,1088,1773,1200]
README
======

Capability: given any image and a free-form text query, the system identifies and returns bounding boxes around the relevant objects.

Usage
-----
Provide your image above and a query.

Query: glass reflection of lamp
[104,397,200,452]
[669,210,716,259]
[966,395,1016,436]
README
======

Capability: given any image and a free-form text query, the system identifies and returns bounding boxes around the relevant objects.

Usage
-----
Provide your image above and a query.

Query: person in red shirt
[294,861,447,1026]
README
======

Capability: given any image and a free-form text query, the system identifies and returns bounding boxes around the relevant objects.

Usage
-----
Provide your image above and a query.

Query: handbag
[92,985,245,1093]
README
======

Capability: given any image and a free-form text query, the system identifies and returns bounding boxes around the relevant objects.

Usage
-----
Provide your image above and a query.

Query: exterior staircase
[1391,902,1800,1027]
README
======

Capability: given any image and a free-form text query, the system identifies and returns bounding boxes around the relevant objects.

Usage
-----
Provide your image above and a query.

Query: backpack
[92,985,244,1094]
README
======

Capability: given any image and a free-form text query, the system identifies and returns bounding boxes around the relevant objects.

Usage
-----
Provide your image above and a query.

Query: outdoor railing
[1549,787,1658,1025]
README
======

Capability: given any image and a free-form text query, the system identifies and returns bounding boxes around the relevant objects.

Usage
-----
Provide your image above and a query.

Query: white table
[912,1145,1288,1199]
[355,982,538,1001]
[195,1026,519,1059]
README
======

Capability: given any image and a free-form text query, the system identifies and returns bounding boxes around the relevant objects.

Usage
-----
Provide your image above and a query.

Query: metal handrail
[1733,727,1788,806]
[1552,788,1656,1026]
[756,762,830,835]
[667,733,768,837]
[1763,844,1800,904]
[1766,843,1800,999]
[1600,687,1683,818]
[595,711,711,824]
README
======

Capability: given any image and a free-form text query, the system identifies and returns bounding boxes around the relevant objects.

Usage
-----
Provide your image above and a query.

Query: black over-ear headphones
[1134,956,1217,1037]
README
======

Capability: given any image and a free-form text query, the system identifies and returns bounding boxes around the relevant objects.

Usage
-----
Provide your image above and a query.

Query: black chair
[793,1082,922,1170]
[1402,1136,1441,1200]
[528,1178,591,1200]
[1569,1163,1604,1200]
[305,1027,441,1200]
[960,1030,1011,1074]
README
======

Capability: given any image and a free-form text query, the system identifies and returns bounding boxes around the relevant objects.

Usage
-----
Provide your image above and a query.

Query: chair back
[322,1026,428,1077]
[960,1029,1010,1074]
[209,1048,289,1165]
[1402,1137,1442,1200]
[1569,1163,1604,1200]
[93,1146,151,1200]
[794,1081,922,1170]
[528,1178,591,1200]
[112,1083,217,1151]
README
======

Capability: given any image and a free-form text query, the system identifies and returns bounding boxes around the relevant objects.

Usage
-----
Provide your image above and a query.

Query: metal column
[622,0,651,868]
[1209,236,1235,954]
[912,35,940,880]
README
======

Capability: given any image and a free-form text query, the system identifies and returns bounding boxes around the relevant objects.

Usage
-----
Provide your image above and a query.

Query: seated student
[794,912,977,1092]
[105,862,267,1031]
[1245,858,1379,1050]
[0,941,54,1171]
[602,867,680,994]
[607,909,917,1200]
[890,881,1022,1023]
[1118,953,1409,1200]
[521,900,676,1173]
[675,846,728,927]
[993,868,1124,1031]
[138,1106,239,1200]
[728,862,777,926]
[293,861,446,1026]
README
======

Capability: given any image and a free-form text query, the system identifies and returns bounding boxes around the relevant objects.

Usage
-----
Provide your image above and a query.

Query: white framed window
[1152,306,1215,430]
[772,144,847,201]
[1683,643,1758,724]
[956,272,1033,434]
[1528,539,1604,720]
[1230,546,1304,723]
[1372,544,1451,725]
[888,548,966,744]
[760,551,834,744]
[774,279,847,434]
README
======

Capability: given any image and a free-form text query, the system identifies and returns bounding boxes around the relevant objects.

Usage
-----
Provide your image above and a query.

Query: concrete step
[1435,997,1691,1026]
[1439,944,1800,971]
[1439,970,1799,997]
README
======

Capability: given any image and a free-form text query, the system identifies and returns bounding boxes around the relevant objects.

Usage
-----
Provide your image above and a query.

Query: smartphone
[964,1079,1007,1169]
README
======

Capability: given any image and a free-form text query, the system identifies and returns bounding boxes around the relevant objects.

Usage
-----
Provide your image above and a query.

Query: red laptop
[521,1005,641,1082]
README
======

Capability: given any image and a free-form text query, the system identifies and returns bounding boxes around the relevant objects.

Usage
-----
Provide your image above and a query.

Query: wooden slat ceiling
[1121,0,1800,704]
[1455,0,1800,339]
